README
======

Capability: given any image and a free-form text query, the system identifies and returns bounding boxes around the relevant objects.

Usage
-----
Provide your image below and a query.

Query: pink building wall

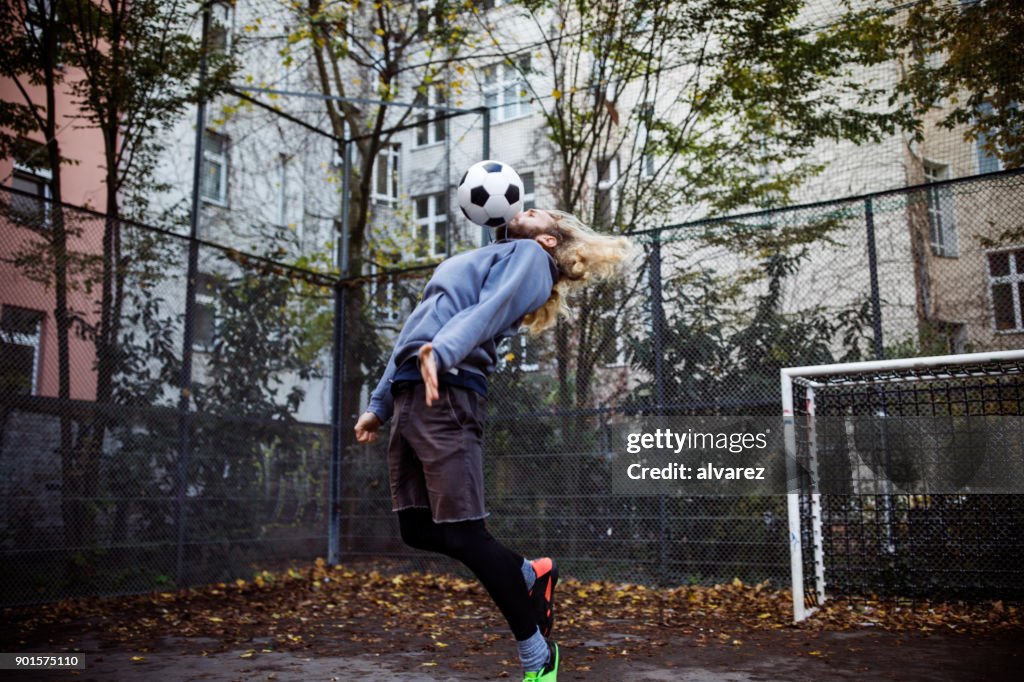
[1,69,109,402]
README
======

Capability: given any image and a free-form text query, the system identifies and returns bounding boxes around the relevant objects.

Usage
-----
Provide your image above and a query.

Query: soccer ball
[457,160,524,229]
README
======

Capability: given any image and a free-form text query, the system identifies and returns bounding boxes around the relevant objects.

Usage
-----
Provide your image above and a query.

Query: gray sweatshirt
[366,238,557,423]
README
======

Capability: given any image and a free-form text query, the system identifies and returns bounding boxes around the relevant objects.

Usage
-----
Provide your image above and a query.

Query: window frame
[0,306,44,395]
[598,313,628,368]
[923,160,958,258]
[24,0,58,50]
[974,100,1019,174]
[976,131,1003,174]
[209,1,234,56]
[595,155,620,227]
[10,162,53,228]
[594,288,627,368]
[413,192,449,259]
[520,171,536,210]
[275,153,291,229]
[987,247,1024,334]
[637,102,657,180]
[201,129,230,206]
[473,0,509,11]
[414,88,448,148]
[372,143,401,204]
[515,331,540,372]
[371,270,401,323]
[192,271,219,351]
[483,56,531,123]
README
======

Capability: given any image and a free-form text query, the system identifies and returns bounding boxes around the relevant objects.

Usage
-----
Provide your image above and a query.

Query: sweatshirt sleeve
[366,345,400,423]
[430,241,555,373]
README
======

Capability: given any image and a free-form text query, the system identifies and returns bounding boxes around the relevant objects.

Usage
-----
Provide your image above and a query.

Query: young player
[354,208,632,681]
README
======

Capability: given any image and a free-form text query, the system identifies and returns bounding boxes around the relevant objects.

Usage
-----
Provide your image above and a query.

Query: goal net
[781,350,1024,621]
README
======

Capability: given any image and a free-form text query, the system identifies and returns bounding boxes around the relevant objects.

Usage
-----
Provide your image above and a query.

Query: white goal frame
[780,349,1024,622]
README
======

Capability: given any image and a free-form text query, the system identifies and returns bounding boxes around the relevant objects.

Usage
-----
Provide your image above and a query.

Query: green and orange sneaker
[523,640,559,682]
[528,557,559,638]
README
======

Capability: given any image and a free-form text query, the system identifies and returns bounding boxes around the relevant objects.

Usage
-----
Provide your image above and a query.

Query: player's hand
[418,343,440,407]
[354,412,382,444]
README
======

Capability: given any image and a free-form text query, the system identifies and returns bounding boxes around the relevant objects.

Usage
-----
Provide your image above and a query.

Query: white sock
[517,627,548,672]
[521,558,536,591]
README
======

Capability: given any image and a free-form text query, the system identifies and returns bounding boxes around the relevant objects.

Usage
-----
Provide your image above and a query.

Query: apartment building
[1,18,108,402]
[142,0,1020,421]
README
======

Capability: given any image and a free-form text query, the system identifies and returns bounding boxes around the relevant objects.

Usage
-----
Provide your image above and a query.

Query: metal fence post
[174,3,211,587]
[328,134,353,565]
[649,233,667,410]
[658,495,668,586]
[327,285,344,565]
[480,106,491,246]
[865,196,895,551]
[649,233,669,582]
[864,197,884,360]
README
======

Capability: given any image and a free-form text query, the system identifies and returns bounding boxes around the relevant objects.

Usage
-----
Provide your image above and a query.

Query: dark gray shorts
[388,383,488,523]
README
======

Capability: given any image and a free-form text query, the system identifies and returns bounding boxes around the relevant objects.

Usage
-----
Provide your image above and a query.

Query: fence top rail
[229,87,487,146]
[0,185,339,286]
[633,167,1024,240]
[6,169,1022,285]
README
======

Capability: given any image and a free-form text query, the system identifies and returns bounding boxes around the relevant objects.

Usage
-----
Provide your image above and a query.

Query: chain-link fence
[340,169,1024,594]
[0,187,336,606]
[3,169,1023,606]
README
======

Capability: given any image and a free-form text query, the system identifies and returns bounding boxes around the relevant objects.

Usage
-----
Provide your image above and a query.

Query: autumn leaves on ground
[3,558,1022,680]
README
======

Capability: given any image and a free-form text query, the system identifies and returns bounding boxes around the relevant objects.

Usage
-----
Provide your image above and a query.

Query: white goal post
[780,349,1024,622]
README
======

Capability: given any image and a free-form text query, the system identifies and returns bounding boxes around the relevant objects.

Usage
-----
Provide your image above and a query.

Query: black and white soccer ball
[457,160,524,229]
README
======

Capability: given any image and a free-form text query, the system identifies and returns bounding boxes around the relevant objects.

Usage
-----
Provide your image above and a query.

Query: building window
[10,167,51,227]
[597,315,627,367]
[373,144,401,203]
[514,331,540,372]
[209,1,233,55]
[415,1,436,36]
[9,139,52,228]
[988,248,1024,333]
[975,102,1001,174]
[192,272,218,350]
[637,103,656,179]
[371,271,401,323]
[974,100,1017,174]
[414,192,448,258]
[976,133,1002,174]
[521,172,535,210]
[643,146,656,179]
[201,130,229,205]
[595,156,619,228]
[484,56,531,122]
[276,154,290,228]
[24,0,57,45]
[923,161,958,258]
[591,289,626,367]
[415,88,447,147]
[0,306,44,395]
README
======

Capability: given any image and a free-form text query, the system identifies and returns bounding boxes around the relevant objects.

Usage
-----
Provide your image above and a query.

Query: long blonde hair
[521,210,635,334]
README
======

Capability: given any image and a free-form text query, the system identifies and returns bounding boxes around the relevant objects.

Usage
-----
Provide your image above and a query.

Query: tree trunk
[45,130,83,549]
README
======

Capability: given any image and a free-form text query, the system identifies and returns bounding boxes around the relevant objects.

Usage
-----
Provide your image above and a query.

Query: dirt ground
[7,627,1023,682]
[3,562,1022,681]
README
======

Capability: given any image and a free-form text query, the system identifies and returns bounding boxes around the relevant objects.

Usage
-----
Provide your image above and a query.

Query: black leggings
[398,507,536,641]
